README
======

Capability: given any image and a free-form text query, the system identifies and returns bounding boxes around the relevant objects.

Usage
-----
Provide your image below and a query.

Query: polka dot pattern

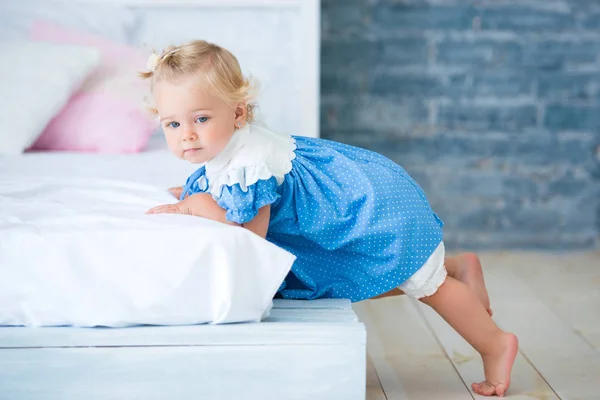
[181,135,444,302]
[217,177,280,224]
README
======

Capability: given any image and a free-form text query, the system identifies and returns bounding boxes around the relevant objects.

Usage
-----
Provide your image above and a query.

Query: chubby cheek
[164,134,184,158]
[211,130,233,153]
[212,135,228,152]
[170,147,185,159]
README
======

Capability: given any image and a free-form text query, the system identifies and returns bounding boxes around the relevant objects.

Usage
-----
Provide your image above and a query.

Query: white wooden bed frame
[0,299,365,399]
[0,2,368,399]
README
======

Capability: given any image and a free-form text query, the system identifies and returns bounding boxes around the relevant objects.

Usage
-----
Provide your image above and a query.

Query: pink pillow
[28,20,157,153]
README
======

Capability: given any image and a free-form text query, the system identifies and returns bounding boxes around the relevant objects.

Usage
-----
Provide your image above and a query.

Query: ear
[234,101,247,128]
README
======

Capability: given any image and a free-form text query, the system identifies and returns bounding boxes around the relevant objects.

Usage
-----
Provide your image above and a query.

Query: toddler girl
[143,40,518,397]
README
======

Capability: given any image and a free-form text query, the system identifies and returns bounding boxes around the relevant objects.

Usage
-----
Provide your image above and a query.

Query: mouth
[183,148,202,155]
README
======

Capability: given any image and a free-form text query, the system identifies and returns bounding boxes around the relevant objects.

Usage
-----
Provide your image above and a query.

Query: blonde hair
[140,40,257,122]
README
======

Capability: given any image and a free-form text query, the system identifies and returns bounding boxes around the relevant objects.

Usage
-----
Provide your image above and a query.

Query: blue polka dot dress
[180,124,444,302]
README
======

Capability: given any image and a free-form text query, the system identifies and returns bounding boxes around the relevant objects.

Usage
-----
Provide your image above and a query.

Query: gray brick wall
[320,0,600,250]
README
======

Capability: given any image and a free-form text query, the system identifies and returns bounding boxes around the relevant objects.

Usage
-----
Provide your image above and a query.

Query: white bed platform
[0,299,366,400]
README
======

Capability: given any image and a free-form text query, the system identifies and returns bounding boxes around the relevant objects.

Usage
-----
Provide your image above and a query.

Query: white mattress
[0,136,299,328]
[0,136,198,190]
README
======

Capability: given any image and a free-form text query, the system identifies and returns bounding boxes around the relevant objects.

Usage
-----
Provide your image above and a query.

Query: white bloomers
[397,241,447,299]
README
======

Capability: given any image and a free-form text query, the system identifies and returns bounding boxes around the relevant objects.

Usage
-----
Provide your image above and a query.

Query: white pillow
[0,41,100,155]
[0,178,295,327]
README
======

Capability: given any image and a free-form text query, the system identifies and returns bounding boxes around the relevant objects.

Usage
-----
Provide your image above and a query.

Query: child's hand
[147,193,267,237]
[146,194,207,216]
[146,201,187,216]
[168,186,184,199]
[146,193,233,223]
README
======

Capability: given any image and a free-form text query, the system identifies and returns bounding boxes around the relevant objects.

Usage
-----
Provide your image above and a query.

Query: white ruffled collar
[200,123,297,197]
[205,123,251,175]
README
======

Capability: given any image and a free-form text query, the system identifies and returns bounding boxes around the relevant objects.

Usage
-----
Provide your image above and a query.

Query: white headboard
[77,0,321,138]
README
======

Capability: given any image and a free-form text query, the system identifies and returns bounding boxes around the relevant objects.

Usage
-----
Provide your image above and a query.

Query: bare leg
[421,276,518,397]
[445,253,492,316]
[372,253,492,317]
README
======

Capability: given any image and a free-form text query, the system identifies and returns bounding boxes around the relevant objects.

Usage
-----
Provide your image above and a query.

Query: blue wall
[320,0,600,250]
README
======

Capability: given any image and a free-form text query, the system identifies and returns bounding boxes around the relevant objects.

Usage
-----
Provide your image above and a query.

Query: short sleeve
[215,176,280,224]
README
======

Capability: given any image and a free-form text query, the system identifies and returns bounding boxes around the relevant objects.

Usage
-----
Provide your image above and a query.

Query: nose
[182,124,198,142]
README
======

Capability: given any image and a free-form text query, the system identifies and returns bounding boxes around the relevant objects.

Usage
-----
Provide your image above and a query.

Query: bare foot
[472,332,519,397]
[450,253,492,316]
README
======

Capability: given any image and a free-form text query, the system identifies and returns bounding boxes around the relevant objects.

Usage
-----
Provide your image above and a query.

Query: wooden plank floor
[354,250,600,400]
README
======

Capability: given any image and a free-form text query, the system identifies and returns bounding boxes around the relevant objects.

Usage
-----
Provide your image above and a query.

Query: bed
[0,1,367,399]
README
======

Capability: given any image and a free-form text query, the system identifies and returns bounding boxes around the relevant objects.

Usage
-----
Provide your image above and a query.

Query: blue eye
[195,116,209,123]
[167,121,180,129]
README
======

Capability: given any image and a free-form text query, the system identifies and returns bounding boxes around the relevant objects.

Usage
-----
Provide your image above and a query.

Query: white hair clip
[146,53,161,72]
[146,48,181,72]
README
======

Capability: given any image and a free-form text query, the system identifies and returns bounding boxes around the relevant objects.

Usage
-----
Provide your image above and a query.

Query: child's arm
[242,205,270,239]
[147,193,237,225]
[146,193,270,238]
